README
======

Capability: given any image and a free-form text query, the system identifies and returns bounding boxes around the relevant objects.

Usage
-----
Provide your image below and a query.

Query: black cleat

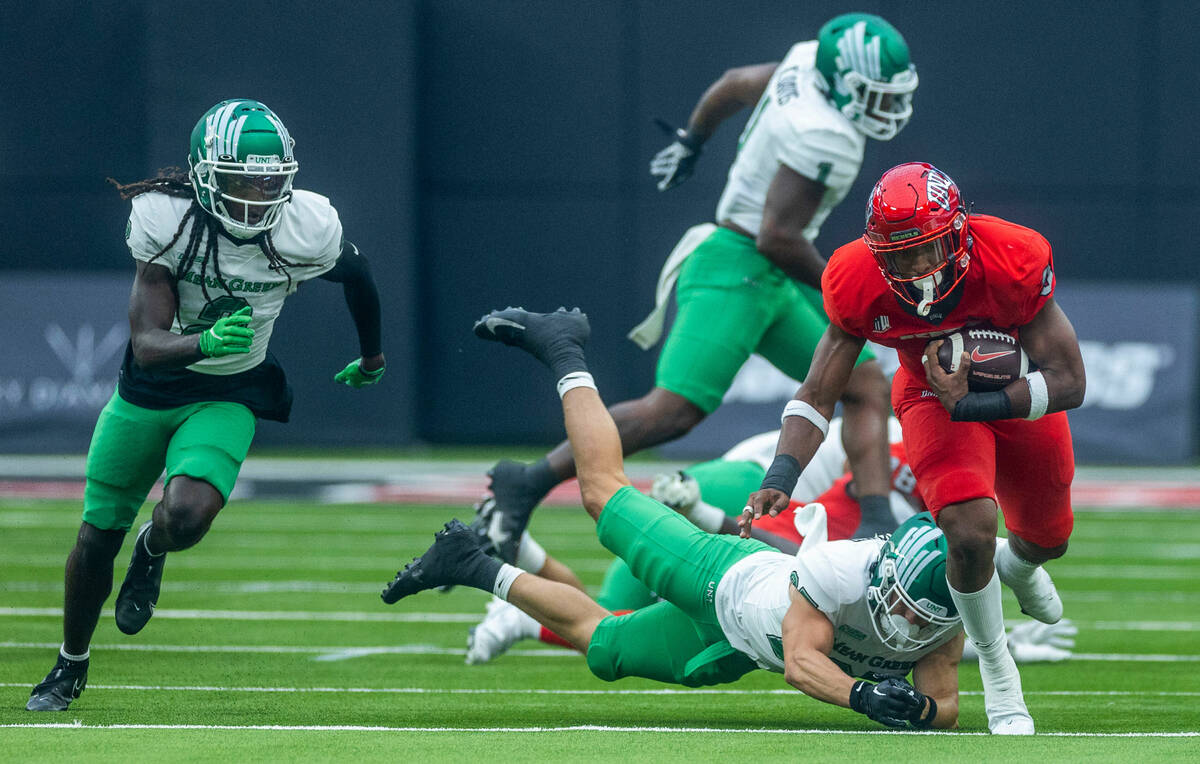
[473,306,590,377]
[382,519,499,604]
[26,654,88,711]
[115,522,166,635]
[477,461,545,564]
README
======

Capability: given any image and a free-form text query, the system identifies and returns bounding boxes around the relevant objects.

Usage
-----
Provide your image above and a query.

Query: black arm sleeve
[318,241,383,357]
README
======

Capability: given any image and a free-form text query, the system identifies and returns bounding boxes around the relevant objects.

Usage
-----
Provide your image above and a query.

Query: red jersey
[822,214,1055,380]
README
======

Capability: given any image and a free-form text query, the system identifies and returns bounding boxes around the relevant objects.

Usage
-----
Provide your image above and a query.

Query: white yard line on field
[0,722,1196,737]
[1,640,1197,662]
[5,608,1199,632]
[2,682,1199,697]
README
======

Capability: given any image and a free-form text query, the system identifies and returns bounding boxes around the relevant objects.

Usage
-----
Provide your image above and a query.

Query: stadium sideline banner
[0,274,130,453]
[662,281,1198,465]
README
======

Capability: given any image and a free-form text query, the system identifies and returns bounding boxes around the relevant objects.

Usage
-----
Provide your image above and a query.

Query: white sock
[995,538,1038,586]
[949,572,1008,659]
[950,572,1029,724]
[516,532,547,572]
[687,500,726,533]
[492,563,524,601]
[60,645,89,662]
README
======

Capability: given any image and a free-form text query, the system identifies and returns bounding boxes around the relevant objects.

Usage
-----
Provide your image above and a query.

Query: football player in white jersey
[473,13,918,565]
[27,99,386,711]
[384,307,961,730]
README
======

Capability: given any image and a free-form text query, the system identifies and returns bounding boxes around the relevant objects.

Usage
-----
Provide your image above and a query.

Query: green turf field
[2,498,1198,761]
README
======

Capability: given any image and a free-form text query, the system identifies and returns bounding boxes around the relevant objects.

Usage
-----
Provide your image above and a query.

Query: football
[936,327,1030,392]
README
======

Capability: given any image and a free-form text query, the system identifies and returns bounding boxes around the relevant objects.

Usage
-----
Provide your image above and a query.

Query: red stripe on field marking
[3,476,1200,508]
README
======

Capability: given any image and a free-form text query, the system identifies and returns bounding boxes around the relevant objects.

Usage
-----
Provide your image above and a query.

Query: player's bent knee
[579,475,627,520]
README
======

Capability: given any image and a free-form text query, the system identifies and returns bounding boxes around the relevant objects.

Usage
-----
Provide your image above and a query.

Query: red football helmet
[864,162,970,316]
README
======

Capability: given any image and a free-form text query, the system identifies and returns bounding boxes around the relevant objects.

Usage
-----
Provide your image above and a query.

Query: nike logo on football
[484,317,525,333]
[971,346,1016,363]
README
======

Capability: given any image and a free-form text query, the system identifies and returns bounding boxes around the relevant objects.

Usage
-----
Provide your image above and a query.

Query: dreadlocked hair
[108,168,318,325]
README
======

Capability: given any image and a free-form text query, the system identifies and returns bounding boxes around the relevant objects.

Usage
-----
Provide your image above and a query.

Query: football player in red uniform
[744,162,1085,735]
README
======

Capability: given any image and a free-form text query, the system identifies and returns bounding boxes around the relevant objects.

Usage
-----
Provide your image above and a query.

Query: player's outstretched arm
[320,242,386,387]
[745,325,862,529]
[782,589,922,728]
[910,632,964,729]
[650,62,777,191]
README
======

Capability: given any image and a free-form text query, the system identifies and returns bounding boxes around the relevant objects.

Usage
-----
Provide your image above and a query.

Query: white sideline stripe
[2,682,1199,697]
[5,608,1199,633]
[2,641,1196,663]
[10,580,1200,603]
[1,722,1196,737]
[0,607,480,623]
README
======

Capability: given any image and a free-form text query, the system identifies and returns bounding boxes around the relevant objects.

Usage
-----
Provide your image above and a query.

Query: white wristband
[1025,371,1049,420]
[782,400,830,438]
[556,371,597,399]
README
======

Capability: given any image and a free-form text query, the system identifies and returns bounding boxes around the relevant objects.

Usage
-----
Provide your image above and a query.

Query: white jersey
[126,190,342,375]
[714,41,866,239]
[714,540,957,678]
[721,418,905,501]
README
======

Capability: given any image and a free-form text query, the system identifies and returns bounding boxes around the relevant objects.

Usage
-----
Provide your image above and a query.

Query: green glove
[334,358,386,388]
[198,307,254,358]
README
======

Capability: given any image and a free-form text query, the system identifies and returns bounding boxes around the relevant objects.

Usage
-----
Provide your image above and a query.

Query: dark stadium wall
[1,0,1197,452]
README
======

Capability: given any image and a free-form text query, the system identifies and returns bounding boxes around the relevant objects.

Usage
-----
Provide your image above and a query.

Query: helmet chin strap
[914,270,943,316]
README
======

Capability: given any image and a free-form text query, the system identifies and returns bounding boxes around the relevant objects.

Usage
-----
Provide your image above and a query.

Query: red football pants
[892,366,1074,548]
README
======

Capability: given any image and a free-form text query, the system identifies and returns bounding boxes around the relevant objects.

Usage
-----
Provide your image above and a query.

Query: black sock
[456,549,505,593]
[547,344,588,381]
[857,494,898,536]
[525,458,561,501]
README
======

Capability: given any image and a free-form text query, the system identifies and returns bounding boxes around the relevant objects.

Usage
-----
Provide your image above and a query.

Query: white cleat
[649,472,699,514]
[990,712,1036,735]
[465,597,538,665]
[978,643,1035,735]
[995,538,1063,624]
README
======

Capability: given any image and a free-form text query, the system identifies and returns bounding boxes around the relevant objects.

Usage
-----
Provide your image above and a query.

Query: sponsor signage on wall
[0,274,130,452]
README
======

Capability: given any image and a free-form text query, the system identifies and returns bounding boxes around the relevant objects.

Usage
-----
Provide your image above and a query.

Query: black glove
[649,118,703,191]
[849,678,927,728]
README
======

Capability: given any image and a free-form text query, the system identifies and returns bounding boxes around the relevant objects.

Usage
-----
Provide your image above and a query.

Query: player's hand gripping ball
[936,327,1031,392]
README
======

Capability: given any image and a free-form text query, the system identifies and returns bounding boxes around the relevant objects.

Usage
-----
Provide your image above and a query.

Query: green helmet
[187,99,298,238]
[814,13,918,141]
[867,512,960,651]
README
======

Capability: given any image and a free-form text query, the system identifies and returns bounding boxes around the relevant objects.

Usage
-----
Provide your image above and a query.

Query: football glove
[334,358,386,388]
[1007,618,1077,663]
[197,307,254,357]
[849,678,927,728]
[649,118,703,191]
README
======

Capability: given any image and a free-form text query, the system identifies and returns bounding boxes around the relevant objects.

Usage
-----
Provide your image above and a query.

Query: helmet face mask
[188,100,297,238]
[866,513,960,651]
[864,163,970,316]
[815,13,918,141]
